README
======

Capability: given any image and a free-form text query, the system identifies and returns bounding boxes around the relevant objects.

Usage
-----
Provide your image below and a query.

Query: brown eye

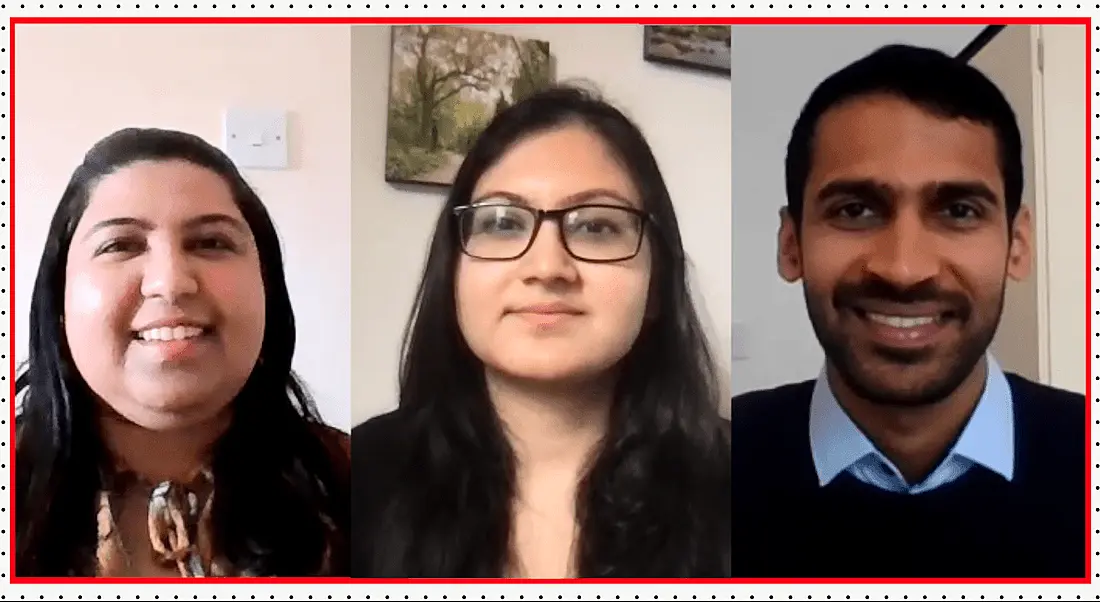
[96,238,144,256]
[832,202,875,220]
[189,234,237,253]
[841,204,867,218]
[944,202,981,220]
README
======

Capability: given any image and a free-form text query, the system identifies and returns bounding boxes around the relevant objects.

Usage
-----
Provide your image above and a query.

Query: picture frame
[384,25,554,187]
[642,25,732,76]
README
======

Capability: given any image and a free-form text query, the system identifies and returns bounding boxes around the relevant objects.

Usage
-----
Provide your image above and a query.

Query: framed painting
[643,25,731,75]
[384,25,553,187]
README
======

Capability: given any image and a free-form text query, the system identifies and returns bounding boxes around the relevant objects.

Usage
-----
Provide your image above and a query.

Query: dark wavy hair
[15,128,349,576]
[363,84,731,577]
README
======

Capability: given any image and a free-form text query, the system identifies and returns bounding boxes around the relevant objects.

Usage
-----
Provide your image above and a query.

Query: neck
[486,370,614,477]
[97,405,231,484]
[828,355,989,484]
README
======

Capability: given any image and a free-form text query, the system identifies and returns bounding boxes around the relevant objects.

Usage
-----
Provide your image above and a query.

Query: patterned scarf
[94,463,246,577]
[90,425,346,577]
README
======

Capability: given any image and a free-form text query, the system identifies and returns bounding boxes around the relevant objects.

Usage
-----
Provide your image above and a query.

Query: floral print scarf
[92,425,347,577]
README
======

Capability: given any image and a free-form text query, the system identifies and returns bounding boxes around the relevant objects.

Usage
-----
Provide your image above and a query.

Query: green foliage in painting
[385,26,553,186]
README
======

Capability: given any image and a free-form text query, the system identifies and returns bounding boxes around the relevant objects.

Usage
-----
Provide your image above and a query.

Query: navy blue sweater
[730,372,1087,578]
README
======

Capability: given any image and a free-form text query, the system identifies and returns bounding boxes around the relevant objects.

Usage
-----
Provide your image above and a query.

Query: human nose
[864,208,940,288]
[139,243,200,302]
[519,218,580,284]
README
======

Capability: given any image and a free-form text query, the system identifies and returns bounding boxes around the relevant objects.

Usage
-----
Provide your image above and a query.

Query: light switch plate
[222,108,288,170]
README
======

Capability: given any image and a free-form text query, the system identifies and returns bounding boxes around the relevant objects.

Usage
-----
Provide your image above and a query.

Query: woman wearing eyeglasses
[350,84,731,578]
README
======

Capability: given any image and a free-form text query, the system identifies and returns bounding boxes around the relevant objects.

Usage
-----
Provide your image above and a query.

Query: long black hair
[15,128,349,576]
[364,84,731,577]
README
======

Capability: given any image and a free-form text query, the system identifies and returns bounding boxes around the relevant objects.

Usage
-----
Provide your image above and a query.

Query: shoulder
[729,379,816,436]
[1003,372,1087,476]
[350,407,416,487]
[349,409,412,541]
[728,379,815,475]
[1004,372,1085,429]
[351,407,410,455]
[1004,371,1085,403]
[728,379,816,487]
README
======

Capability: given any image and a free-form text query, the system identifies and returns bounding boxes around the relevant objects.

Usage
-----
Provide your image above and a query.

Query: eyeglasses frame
[452,201,657,263]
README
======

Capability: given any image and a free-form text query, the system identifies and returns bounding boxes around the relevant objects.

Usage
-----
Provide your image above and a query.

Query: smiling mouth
[132,325,214,342]
[851,306,958,325]
[846,305,960,348]
[864,312,938,328]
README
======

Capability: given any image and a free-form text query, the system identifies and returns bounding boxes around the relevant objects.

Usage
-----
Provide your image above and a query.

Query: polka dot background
[0,10,1095,600]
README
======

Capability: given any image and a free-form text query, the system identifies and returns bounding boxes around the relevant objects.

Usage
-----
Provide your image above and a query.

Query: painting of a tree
[385,25,553,186]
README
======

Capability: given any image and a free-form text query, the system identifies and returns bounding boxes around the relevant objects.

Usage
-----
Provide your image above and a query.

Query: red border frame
[5,15,1092,586]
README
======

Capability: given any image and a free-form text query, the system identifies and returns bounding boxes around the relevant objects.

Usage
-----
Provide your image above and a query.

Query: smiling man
[729,44,1086,578]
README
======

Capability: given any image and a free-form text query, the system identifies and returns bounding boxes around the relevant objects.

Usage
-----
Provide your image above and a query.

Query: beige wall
[14,24,354,430]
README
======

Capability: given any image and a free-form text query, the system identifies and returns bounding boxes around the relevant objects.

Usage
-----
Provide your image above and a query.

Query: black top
[729,373,1088,578]
[349,408,405,578]
[350,407,733,578]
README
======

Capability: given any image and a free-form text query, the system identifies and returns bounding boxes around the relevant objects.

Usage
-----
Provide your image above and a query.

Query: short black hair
[784,43,1023,226]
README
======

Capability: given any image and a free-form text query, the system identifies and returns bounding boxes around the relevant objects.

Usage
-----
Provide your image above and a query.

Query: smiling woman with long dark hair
[15,128,350,577]
[351,84,731,578]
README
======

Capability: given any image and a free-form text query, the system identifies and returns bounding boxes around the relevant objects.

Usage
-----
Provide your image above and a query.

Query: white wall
[350,25,733,426]
[14,24,353,431]
[728,25,985,395]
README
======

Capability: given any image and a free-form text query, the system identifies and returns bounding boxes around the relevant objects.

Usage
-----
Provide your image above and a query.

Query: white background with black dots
[0,9,1096,601]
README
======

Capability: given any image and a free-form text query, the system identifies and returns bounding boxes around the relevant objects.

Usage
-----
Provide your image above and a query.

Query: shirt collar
[808,354,1015,487]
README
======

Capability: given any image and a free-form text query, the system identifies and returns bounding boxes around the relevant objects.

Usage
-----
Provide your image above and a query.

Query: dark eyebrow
[471,188,638,209]
[185,213,250,233]
[82,217,150,242]
[924,181,1001,207]
[813,179,894,205]
[813,178,1002,213]
[81,213,249,242]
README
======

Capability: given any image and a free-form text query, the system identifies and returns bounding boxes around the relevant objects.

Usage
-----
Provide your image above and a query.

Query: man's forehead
[816,95,998,149]
[806,97,1004,201]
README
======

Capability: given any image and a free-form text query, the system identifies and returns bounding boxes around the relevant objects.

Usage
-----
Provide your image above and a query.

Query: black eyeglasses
[453,202,654,263]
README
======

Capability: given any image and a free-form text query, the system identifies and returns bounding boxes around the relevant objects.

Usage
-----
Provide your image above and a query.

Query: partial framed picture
[384,25,553,187]
[642,25,731,75]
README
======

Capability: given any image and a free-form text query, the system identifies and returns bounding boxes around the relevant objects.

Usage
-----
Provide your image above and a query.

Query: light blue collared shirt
[808,354,1015,494]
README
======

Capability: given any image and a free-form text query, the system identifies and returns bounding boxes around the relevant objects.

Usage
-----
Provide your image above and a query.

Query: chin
[489,355,614,386]
[129,387,230,418]
[845,359,968,407]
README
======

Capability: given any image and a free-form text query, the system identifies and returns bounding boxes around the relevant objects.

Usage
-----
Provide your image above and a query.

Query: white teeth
[867,313,936,329]
[138,326,205,342]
